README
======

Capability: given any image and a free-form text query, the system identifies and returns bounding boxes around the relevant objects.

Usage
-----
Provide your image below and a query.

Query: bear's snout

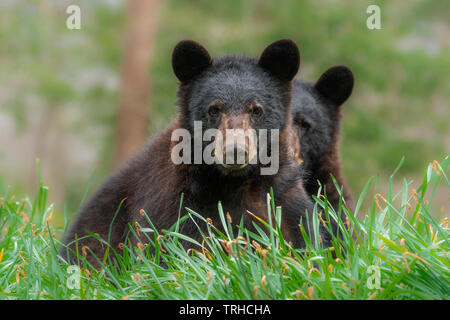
[213,127,258,170]
[222,143,249,169]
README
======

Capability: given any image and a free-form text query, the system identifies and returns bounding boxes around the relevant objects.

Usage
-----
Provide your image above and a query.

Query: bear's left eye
[208,105,221,118]
[295,116,311,131]
[250,105,263,118]
[301,120,311,131]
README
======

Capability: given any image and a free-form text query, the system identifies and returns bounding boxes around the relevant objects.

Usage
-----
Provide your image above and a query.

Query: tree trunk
[115,0,160,168]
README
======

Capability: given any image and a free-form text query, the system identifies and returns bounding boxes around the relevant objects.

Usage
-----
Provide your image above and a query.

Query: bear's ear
[314,65,354,106]
[172,40,212,83]
[258,39,300,81]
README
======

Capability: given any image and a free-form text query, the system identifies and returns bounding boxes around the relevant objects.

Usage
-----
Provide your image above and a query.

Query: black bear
[60,39,324,266]
[289,66,354,235]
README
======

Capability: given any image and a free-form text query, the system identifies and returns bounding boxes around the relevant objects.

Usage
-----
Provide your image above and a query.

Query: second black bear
[290,66,354,236]
[60,39,324,266]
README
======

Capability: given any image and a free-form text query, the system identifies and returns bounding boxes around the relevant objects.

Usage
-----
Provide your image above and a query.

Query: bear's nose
[223,144,249,169]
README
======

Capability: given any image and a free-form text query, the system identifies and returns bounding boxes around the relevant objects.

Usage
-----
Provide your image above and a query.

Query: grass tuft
[0,156,448,300]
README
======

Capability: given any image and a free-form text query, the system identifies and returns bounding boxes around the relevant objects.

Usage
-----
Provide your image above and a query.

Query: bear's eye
[208,105,221,118]
[250,105,263,118]
[301,120,311,131]
[295,117,311,131]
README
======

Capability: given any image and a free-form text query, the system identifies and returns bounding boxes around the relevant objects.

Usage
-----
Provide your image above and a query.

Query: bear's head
[171,39,300,177]
[290,66,354,175]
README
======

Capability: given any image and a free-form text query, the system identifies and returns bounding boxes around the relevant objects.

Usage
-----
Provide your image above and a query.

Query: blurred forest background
[0,0,448,228]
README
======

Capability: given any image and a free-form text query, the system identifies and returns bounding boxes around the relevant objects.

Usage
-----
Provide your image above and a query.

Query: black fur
[258,39,300,81]
[315,66,354,107]
[172,40,212,83]
[291,66,354,235]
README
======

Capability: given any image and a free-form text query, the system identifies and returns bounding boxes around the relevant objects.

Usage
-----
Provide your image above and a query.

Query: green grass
[0,156,448,300]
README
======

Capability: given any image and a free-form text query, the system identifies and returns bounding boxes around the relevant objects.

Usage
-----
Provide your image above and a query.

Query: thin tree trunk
[115,0,160,168]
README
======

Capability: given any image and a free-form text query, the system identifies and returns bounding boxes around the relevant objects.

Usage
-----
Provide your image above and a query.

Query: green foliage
[0,157,448,300]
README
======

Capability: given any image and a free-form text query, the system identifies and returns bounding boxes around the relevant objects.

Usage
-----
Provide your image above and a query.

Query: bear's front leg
[59,174,129,268]
[276,183,330,249]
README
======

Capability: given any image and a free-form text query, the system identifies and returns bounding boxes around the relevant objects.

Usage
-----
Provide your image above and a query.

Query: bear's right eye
[295,117,311,131]
[301,120,311,131]
[300,120,311,131]
[208,105,221,118]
